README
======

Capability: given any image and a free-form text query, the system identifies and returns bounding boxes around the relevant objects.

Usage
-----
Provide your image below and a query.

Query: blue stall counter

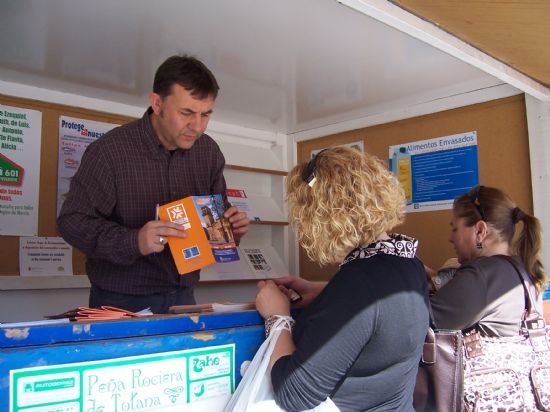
[0,311,265,412]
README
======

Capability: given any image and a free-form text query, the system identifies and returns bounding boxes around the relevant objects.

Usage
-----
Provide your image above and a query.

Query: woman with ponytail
[430,185,547,336]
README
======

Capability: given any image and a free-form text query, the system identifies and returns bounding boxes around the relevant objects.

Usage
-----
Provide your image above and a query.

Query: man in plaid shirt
[58,55,249,313]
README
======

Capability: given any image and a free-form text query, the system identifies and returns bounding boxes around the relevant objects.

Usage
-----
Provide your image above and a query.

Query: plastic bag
[224,317,339,412]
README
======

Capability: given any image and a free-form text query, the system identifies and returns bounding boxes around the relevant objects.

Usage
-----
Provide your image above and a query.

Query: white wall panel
[526,95,550,270]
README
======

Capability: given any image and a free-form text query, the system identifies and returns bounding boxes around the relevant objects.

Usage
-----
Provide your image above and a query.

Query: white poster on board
[0,105,42,236]
[19,237,73,276]
[57,116,119,215]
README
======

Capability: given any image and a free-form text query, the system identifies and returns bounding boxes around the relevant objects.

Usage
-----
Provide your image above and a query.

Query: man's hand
[137,220,187,255]
[224,205,249,239]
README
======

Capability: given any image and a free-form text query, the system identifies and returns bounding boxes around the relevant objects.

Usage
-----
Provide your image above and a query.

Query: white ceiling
[0,0,509,134]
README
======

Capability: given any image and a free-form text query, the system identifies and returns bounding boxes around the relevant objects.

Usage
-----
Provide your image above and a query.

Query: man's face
[149,84,215,150]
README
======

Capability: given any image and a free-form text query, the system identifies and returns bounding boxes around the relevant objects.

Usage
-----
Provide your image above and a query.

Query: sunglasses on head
[302,149,328,187]
[467,184,487,221]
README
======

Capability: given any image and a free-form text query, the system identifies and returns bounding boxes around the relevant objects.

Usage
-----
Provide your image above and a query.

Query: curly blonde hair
[286,146,405,265]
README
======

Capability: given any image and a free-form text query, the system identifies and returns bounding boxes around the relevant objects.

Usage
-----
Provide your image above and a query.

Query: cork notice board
[297,95,532,281]
[0,94,135,277]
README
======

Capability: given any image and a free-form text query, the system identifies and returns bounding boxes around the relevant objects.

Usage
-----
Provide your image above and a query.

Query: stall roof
[393,0,550,88]
[0,0,547,134]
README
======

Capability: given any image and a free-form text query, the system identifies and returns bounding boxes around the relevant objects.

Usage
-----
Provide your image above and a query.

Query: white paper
[212,258,245,275]
[201,246,288,281]
[19,237,73,276]
[57,116,119,216]
[211,302,255,312]
[240,246,288,279]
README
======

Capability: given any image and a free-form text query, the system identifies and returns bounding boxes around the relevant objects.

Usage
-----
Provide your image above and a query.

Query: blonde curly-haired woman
[255,147,429,411]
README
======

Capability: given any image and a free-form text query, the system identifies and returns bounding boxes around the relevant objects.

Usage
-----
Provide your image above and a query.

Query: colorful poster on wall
[389,131,479,213]
[0,105,42,236]
[57,116,119,216]
[10,344,235,412]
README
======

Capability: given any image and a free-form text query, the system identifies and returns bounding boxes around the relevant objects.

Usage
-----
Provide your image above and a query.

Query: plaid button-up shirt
[58,108,227,294]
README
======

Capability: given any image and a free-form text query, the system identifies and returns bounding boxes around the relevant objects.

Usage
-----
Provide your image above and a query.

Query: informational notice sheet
[10,344,235,412]
[0,105,42,235]
[57,116,118,215]
[19,237,73,276]
[389,131,479,213]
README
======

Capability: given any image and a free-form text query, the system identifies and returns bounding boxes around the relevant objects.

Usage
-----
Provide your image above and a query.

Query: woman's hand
[424,264,437,292]
[255,280,291,319]
[273,276,326,307]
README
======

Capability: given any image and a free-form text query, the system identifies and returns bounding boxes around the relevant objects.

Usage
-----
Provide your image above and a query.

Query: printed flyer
[57,116,119,215]
[19,237,73,276]
[0,105,42,236]
[159,194,239,275]
[389,131,479,213]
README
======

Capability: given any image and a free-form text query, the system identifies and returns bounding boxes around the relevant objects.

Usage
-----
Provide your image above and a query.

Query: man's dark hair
[153,55,219,99]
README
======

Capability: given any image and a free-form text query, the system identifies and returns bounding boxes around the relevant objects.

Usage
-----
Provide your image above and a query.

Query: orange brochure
[158,195,239,275]
[158,196,216,274]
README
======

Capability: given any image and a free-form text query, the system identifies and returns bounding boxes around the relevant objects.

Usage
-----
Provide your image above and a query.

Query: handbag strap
[496,255,540,317]
[496,255,549,352]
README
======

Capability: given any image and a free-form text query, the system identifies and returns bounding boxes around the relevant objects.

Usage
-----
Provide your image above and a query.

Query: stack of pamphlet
[45,306,151,322]
[169,302,255,314]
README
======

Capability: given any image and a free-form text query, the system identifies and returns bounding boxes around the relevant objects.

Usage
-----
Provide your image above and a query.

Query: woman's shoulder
[459,255,523,285]
[462,255,521,271]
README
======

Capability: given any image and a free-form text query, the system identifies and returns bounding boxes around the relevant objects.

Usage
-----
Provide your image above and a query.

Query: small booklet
[158,194,239,275]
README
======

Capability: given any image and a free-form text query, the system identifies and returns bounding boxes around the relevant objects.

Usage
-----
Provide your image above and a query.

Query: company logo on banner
[389,131,479,213]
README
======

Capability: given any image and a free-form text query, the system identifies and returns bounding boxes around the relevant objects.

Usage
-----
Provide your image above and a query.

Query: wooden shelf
[225,164,287,176]
[250,220,288,226]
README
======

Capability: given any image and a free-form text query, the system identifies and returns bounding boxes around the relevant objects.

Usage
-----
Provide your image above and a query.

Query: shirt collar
[139,107,167,155]
[341,233,419,266]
